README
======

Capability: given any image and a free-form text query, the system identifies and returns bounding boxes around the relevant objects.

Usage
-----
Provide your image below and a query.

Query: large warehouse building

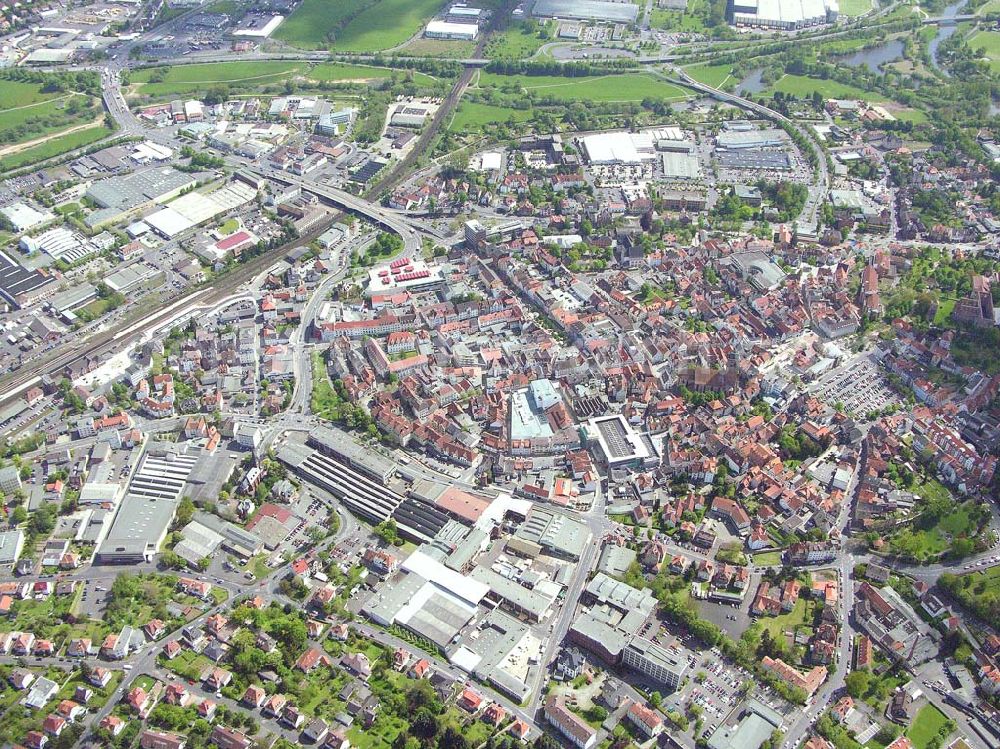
[580,131,658,164]
[532,0,640,23]
[425,20,479,40]
[729,0,839,29]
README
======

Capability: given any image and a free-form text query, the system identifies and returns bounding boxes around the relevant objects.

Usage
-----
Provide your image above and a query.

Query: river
[737,69,766,95]
[837,39,905,74]
[928,0,967,76]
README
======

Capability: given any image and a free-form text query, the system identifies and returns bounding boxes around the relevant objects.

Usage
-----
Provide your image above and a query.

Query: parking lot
[810,351,903,416]
[666,648,753,738]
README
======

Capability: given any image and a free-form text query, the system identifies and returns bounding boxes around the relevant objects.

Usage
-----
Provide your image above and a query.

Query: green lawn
[905,704,952,749]
[1,79,71,109]
[448,101,535,132]
[838,0,874,16]
[0,124,113,174]
[969,30,1000,73]
[764,74,888,102]
[163,649,213,681]
[753,551,783,567]
[274,0,369,48]
[276,0,445,52]
[478,72,690,103]
[759,596,814,642]
[683,63,734,88]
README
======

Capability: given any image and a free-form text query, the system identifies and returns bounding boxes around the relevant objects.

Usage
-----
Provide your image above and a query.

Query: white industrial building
[580,131,658,164]
[730,0,838,29]
[0,203,53,233]
[425,20,479,40]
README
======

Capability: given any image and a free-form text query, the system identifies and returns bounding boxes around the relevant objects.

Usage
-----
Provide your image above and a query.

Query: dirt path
[0,116,106,158]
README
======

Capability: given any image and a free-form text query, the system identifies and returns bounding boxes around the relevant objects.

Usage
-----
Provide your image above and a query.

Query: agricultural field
[275,0,445,52]
[969,30,1000,73]
[448,101,535,132]
[273,0,367,48]
[477,72,690,103]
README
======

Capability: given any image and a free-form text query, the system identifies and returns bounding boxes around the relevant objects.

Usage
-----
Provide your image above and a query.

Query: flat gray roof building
[0,529,24,565]
[97,493,177,564]
[515,507,590,561]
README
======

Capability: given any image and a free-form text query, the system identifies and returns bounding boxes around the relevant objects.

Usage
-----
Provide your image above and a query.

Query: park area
[884,480,987,562]
[274,0,444,52]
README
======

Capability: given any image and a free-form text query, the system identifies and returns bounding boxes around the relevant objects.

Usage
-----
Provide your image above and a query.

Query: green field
[650,0,710,31]
[394,37,477,58]
[0,77,100,156]
[131,61,305,97]
[905,704,952,749]
[933,298,957,326]
[2,79,69,109]
[448,101,535,132]
[765,74,888,101]
[478,72,690,103]
[130,61,430,100]
[274,0,368,48]
[276,0,445,52]
[486,22,550,59]
[887,491,981,562]
[759,596,815,641]
[976,0,1000,12]
[969,30,1000,72]
[838,0,874,16]
[752,551,783,567]
[684,63,734,88]
[0,124,113,174]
